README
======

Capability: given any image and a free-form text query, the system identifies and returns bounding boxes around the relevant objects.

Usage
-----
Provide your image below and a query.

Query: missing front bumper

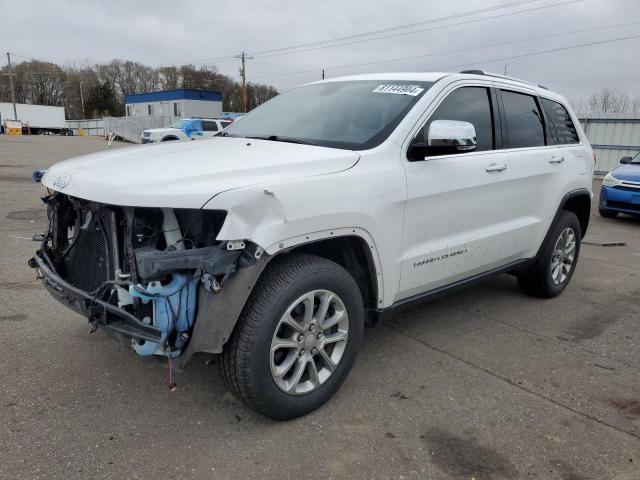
[30,250,163,342]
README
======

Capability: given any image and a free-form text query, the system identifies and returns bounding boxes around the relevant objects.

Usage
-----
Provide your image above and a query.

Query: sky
[2,0,639,102]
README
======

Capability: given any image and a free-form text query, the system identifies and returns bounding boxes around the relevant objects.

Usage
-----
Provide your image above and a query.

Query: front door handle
[486,163,507,172]
[549,156,565,164]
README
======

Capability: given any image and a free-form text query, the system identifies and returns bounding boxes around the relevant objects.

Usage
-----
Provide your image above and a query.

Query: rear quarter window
[540,98,580,145]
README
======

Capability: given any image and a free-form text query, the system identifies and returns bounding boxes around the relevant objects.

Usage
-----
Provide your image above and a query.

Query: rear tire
[518,211,581,298]
[599,208,618,218]
[221,253,364,420]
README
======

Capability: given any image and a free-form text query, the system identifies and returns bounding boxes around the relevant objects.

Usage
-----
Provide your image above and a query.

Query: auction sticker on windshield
[372,85,424,96]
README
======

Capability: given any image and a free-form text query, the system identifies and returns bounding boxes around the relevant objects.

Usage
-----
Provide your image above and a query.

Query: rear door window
[540,98,579,145]
[500,90,545,148]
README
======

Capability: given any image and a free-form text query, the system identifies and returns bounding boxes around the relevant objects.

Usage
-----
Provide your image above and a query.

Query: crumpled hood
[42,137,360,208]
[613,162,640,182]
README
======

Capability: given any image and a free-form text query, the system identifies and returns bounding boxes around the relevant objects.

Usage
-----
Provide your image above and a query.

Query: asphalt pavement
[1,135,639,479]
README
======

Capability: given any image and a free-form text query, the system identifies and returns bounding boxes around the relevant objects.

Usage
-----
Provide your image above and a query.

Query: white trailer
[0,103,67,134]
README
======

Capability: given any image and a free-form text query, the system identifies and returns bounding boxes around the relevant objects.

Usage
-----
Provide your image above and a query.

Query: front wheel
[221,253,364,420]
[518,211,581,298]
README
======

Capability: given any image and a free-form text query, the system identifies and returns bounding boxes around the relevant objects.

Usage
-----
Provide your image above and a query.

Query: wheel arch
[281,235,380,312]
[534,188,591,261]
[161,135,179,141]
[176,231,382,370]
[560,189,591,237]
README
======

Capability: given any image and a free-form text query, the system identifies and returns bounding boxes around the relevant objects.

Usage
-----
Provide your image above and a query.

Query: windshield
[169,119,188,129]
[223,80,433,150]
[631,151,640,164]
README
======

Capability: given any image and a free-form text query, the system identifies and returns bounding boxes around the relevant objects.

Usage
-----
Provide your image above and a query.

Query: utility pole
[79,83,86,119]
[6,52,18,120]
[235,51,253,112]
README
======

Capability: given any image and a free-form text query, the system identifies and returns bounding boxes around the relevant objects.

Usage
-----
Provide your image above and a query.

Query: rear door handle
[549,156,565,164]
[486,163,507,172]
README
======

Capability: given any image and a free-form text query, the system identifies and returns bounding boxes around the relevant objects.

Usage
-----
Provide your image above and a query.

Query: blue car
[599,151,640,218]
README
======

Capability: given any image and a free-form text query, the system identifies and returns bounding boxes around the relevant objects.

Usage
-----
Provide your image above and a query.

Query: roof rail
[459,70,548,90]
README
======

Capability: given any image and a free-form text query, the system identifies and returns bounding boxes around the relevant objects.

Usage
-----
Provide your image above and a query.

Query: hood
[613,162,640,182]
[42,137,360,208]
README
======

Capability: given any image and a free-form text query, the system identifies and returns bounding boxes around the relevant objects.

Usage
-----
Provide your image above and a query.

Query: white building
[124,89,223,119]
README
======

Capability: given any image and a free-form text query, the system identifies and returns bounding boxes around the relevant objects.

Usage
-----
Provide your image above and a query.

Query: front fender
[202,182,387,304]
[202,148,407,309]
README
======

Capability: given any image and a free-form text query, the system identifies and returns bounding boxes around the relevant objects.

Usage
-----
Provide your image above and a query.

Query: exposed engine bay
[30,192,261,359]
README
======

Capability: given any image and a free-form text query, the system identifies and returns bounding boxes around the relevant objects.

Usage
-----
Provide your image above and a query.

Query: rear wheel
[598,208,618,218]
[221,253,364,420]
[518,211,581,298]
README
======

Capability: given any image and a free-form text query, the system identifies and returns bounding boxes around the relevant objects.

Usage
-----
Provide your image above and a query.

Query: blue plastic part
[32,169,46,183]
[182,119,203,138]
[129,273,198,357]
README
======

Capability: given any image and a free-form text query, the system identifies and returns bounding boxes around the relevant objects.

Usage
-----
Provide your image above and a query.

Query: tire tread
[220,253,359,416]
[518,210,581,298]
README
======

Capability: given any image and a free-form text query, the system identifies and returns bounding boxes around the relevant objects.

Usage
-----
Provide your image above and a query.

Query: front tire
[221,253,364,420]
[518,211,581,298]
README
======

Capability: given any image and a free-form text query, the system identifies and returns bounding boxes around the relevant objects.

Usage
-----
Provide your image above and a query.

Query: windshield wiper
[246,135,316,146]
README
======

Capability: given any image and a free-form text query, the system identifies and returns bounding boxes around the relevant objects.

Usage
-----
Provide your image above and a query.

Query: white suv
[141,118,232,143]
[32,71,593,419]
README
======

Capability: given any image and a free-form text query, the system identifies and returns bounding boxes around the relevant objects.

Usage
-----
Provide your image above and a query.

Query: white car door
[397,83,523,301]
[493,86,566,260]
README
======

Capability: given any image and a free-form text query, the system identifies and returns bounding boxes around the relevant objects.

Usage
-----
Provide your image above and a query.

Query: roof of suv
[314,72,450,83]
[316,71,565,102]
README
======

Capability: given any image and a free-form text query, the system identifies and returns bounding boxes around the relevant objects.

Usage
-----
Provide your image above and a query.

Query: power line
[247,59,302,72]
[250,0,584,59]
[249,0,547,57]
[4,0,583,82]
[5,52,41,62]
[437,33,640,71]
[158,0,576,67]
[150,56,238,68]
[251,33,640,82]
[249,20,640,80]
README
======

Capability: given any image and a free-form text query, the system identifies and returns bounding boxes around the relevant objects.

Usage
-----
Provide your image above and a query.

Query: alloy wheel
[270,289,349,395]
[551,227,576,285]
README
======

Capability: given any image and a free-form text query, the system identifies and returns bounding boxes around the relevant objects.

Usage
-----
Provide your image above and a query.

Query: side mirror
[408,120,477,161]
[620,156,632,164]
[428,120,477,151]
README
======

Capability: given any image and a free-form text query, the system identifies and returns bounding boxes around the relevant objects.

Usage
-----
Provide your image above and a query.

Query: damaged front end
[30,192,262,361]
